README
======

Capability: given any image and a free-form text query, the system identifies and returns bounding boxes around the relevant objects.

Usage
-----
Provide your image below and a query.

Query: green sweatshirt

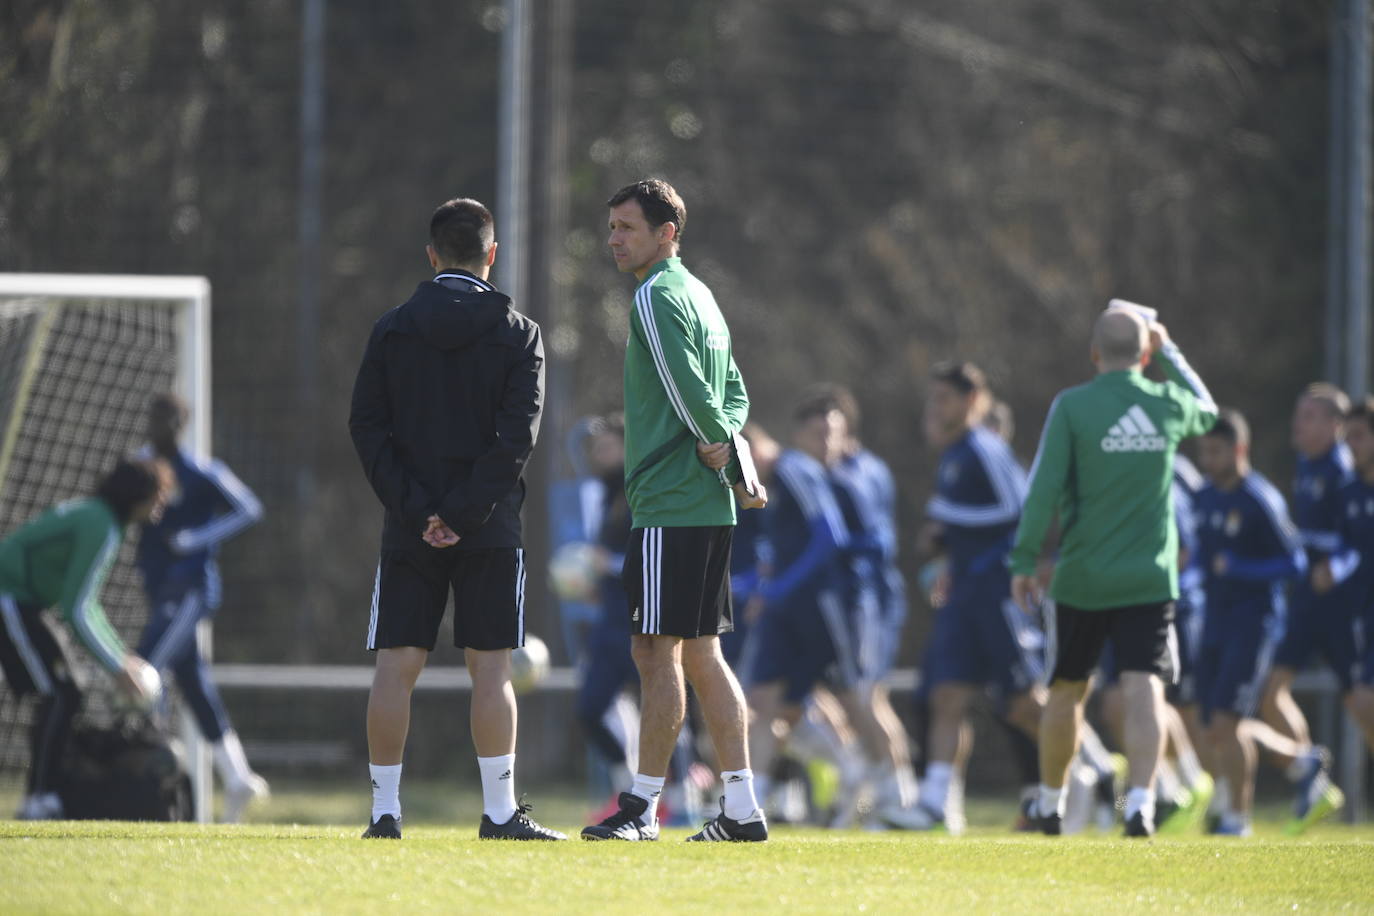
[623,257,750,528]
[1009,342,1218,610]
[0,498,127,672]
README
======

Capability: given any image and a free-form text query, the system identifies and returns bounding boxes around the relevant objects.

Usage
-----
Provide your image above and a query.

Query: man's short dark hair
[930,361,988,396]
[796,383,860,435]
[1205,408,1251,447]
[606,179,686,244]
[430,198,495,267]
[1347,395,1374,431]
[95,458,170,523]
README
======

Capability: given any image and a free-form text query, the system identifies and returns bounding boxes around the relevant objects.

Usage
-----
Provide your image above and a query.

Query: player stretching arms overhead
[1012,306,1217,838]
[136,394,268,822]
[584,178,767,842]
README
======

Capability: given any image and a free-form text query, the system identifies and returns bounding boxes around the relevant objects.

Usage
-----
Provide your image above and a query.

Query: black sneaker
[686,796,768,842]
[362,813,402,839]
[1124,809,1155,838]
[1020,796,1061,836]
[479,798,567,841]
[582,792,659,841]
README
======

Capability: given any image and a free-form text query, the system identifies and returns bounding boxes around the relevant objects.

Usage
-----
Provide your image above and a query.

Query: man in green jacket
[1011,306,1217,837]
[583,178,768,843]
[0,457,171,819]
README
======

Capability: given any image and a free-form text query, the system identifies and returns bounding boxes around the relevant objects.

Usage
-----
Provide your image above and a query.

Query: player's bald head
[1092,308,1148,369]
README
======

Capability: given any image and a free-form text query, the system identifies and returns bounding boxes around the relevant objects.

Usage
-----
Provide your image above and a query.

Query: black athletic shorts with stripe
[366,547,527,652]
[1046,599,1178,685]
[623,526,734,639]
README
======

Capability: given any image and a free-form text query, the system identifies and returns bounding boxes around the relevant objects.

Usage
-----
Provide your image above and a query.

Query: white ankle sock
[921,762,953,814]
[630,773,666,822]
[721,769,759,820]
[1125,785,1156,821]
[369,763,402,821]
[214,730,254,786]
[477,754,517,824]
[1038,784,1065,817]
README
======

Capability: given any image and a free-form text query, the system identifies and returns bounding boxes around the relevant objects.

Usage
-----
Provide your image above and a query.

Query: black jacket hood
[393,280,513,351]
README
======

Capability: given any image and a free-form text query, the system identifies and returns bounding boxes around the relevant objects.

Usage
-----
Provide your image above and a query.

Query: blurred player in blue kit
[136,393,268,822]
[899,362,1043,831]
[1318,397,1374,752]
[1192,410,1336,835]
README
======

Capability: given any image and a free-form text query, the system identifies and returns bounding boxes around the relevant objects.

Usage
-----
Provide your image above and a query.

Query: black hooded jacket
[349,271,544,551]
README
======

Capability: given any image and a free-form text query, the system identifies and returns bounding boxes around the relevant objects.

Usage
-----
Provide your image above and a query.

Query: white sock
[1038,784,1066,817]
[478,754,517,824]
[721,769,760,820]
[1077,727,1115,778]
[1125,785,1156,822]
[369,763,402,821]
[1155,760,1183,803]
[1285,748,1316,781]
[1175,747,1206,788]
[921,762,953,815]
[213,730,254,786]
[630,773,666,822]
[1211,777,1232,816]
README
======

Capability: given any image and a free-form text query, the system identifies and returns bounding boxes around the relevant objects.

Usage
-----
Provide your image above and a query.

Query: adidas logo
[499,769,512,780]
[632,609,640,622]
[1101,405,1166,452]
[726,775,744,783]
[370,780,379,789]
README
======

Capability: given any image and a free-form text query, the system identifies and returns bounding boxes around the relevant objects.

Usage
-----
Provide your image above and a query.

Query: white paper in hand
[732,432,761,498]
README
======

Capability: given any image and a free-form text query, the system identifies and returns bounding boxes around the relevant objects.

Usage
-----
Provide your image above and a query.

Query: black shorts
[0,594,85,696]
[366,548,527,652]
[1047,600,1177,685]
[623,526,734,639]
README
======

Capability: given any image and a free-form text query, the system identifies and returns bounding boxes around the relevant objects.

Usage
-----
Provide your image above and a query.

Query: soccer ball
[510,634,551,694]
[548,541,601,602]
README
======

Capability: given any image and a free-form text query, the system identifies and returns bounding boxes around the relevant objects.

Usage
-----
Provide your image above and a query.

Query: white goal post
[0,273,213,822]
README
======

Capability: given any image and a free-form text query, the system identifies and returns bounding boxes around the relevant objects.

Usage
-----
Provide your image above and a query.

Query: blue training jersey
[1330,476,1374,609]
[926,426,1027,579]
[1195,471,1305,615]
[1293,443,1356,562]
[762,449,848,609]
[137,446,263,606]
[833,448,907,623]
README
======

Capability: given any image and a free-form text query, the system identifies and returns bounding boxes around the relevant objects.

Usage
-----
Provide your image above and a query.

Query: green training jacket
[0,498,128,672]
[1009,342,1218,610]
[623,257,749,528]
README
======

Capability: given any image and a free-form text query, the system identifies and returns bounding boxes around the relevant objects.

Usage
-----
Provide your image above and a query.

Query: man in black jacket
[349,197,563,841]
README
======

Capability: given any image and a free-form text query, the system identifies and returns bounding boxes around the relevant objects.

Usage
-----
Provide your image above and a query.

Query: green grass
[2,784,1372,915]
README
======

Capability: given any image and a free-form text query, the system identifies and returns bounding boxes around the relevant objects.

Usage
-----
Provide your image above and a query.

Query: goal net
[0,274,211,820]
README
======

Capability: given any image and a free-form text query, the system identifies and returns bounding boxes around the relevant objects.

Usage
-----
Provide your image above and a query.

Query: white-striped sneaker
[685,797,768,842]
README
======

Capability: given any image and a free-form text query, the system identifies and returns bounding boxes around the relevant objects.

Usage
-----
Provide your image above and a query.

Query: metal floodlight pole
[496,0,530,307]
[1345,0,1371,403]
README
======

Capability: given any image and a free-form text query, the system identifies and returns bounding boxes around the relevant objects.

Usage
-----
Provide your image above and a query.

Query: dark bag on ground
[59,715,193,821]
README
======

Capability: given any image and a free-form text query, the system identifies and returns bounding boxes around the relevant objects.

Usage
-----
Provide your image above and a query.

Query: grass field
[2,782,1372,914]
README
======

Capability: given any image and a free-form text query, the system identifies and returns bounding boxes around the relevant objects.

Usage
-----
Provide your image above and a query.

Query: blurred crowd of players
[551,372,1374,835]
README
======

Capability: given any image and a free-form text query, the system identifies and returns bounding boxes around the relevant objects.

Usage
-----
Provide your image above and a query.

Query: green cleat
[1283,781,1344,836]
[1158,772,1214,835]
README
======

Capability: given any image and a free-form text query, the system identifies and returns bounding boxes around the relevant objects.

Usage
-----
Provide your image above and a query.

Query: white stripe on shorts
[1042,600,1058,686]
[515,548,527,647]
[365,561,381,650]
[1,594,53,695]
